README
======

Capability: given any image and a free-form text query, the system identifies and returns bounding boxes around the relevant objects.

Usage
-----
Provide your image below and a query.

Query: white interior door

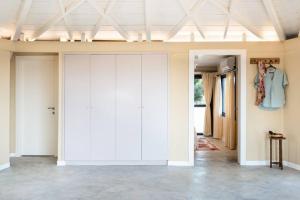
[116,55,142,160]
[16,56,58,156]
[142,55,168,160]
[64,55,90,160]
[90,55,116,160]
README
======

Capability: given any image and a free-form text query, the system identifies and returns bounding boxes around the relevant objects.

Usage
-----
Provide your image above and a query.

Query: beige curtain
[222,72,236,150]
[213,76,223,139]
[202,73,214,136]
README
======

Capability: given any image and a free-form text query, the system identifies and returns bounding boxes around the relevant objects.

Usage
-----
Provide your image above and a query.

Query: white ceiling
[195,55,226,68]
[0,0,299,42]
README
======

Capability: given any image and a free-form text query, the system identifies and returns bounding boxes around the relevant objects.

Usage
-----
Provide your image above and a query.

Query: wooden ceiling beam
[262,0,286,41]
[165,15,189,41]
[209,0,264,39]
[144,0,151,42]
[58,0,73,40]
[32,0,85,40]
[87,0,129,40]
[12,0,32,41]
[178,0,207,39]
[223,0,233,40]
[166,0,208,41]
[90,0,117,39]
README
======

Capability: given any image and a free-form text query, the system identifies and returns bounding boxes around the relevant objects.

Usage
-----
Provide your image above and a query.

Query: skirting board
[9,153,21,157]
[57,160,66,166]
[245,160,269,166]
[284,161,300,171]
[168,161,193,166]
[245,160,300,170]
[61,160,167,166]
[0,163,10,171]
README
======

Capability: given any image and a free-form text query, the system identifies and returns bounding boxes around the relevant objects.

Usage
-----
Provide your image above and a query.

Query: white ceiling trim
[58,0,72,40]
[208,0,264,39]
[144,0,151,41]
[87,0,129,40]
[32,0,85,40]
[166,0,208,40]
[262,0,286,41]
[12,0,32,41]
[91,0,117,39]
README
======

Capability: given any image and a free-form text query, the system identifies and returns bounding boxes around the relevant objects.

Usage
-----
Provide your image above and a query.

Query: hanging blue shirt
[255,68,288,109]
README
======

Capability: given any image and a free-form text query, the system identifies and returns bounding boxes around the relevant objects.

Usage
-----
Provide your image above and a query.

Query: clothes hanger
[266,60,277,70]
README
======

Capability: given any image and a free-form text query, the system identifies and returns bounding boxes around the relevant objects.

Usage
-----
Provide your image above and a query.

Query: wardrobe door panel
[142,54,168,160]
[64,55,90,160]
[90,55,116,160]
[116,55,142,160]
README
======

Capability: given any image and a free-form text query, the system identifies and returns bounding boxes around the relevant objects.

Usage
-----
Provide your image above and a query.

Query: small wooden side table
[269,132,286,170]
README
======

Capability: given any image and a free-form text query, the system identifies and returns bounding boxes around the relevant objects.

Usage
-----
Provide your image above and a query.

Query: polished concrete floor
[0,150,300,200]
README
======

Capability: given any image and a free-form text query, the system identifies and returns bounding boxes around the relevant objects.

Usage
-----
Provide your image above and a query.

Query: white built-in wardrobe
[64,54,168,165]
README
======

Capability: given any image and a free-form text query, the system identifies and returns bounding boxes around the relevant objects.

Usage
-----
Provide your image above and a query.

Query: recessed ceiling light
[60,37,67,42]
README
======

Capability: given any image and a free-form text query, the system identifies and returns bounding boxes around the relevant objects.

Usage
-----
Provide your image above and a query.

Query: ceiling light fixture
[81,32,86,42]
[20,33,25,41]
[60,37,67,42]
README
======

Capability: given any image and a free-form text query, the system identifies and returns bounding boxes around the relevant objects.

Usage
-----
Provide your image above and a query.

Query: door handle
[48,107,55,110]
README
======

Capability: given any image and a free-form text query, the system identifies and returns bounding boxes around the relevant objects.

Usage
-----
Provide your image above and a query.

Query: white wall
[0,39,287,163]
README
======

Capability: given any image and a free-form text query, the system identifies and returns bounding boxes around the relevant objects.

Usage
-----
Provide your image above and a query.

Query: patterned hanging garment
[255,61,266,106]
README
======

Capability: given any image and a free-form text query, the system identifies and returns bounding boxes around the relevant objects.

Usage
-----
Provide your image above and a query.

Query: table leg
[279,139,283,170]
[270,138,272,168]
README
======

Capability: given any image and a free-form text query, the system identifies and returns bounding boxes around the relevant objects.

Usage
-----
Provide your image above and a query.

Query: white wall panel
[142,55,168,160]
[90,55,116,160]
[116,55,142,160]
[64,55,90,160]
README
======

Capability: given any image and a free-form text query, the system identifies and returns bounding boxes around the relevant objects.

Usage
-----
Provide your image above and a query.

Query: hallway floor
[195,136,237,163]
[0,156,300,200]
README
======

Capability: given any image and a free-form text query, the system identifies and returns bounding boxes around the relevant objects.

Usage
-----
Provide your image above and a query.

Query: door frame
[189,49,247,166]
[58,52,169,165]
[15,55,58,156]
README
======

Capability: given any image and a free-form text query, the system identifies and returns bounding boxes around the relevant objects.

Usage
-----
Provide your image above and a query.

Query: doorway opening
[189,50,247,166]
[13,55,59,158]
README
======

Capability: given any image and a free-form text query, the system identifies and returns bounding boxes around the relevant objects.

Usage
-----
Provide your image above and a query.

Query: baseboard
[9,153,21,157]
[245,160,268,166]
[57,160,66,166]
[64,160,167,166]
[283,161,300,170]
[9,153,16,157]
[245,160,300,171]
[168,161,193,166]
[0,163,10,171]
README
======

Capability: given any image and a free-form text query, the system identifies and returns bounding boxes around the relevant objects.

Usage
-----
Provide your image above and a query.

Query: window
[194,75,205,107]
[221,75,226,116]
